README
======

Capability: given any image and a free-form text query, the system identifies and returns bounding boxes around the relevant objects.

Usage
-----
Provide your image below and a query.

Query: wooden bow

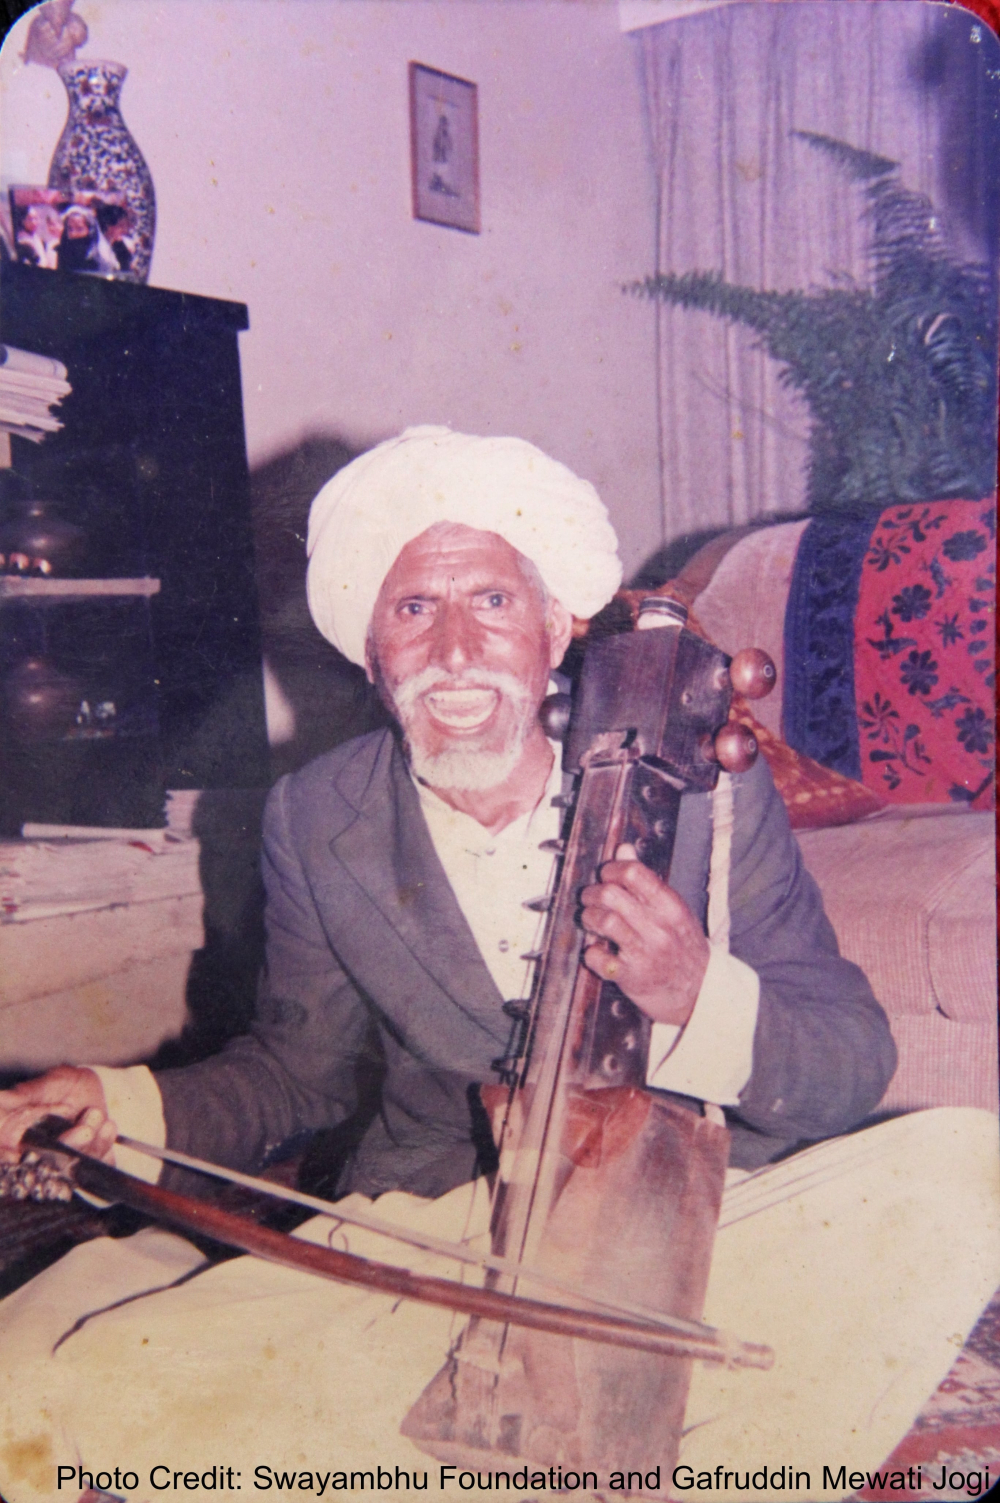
[20,1121,770,1370]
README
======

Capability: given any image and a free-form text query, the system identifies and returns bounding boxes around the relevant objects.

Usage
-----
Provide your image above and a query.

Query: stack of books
[0,344,71,443]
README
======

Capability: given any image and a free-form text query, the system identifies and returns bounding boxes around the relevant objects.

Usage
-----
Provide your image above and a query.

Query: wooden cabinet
[0,263,269,833]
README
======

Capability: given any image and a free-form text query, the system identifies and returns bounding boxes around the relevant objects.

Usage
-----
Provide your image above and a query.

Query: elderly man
[0,428,996,1503]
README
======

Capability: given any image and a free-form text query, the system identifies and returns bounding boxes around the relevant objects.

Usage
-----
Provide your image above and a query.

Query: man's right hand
[0,1066,117,1162]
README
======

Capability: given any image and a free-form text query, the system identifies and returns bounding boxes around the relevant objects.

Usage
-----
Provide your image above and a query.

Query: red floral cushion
[853,500,995,807]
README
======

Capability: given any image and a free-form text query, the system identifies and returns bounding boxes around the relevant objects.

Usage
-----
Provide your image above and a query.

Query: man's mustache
[389,667,533,719]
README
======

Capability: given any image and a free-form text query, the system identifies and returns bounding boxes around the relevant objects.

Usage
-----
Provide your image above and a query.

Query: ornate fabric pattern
[782,513,879,779]
[854,500,995,806]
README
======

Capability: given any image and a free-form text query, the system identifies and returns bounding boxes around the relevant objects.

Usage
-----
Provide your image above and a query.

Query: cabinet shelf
[0,261,268,831]
[0,577,161,602]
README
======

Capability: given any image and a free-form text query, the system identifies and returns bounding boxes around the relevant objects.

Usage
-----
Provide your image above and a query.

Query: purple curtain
[636,1,952,540]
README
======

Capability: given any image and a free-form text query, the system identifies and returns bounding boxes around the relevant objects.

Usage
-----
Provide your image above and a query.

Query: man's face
[22,204,60,241]
[63,210,90,239]
[366,523,572,790]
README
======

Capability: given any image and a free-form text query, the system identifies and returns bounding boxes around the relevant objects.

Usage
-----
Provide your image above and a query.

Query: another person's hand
[580,843,710,1027]
[0,1066,116,1162]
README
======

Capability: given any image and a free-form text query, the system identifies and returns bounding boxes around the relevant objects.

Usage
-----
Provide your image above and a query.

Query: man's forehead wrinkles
[386,571,528,599]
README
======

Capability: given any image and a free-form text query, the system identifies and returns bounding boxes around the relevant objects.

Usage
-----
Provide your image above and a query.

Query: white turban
[306,425,623,666]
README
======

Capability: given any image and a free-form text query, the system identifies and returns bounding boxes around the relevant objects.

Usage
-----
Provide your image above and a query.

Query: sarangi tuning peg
[538,692,572,740]
[728,648,776,700]
[712,720,759,774]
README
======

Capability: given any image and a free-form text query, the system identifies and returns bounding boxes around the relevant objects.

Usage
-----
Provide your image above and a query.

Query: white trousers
[0,1108,997,1503]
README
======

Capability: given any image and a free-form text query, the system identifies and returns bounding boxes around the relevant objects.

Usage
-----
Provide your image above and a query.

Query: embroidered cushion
[784,499,996,806]
[854,502,995,805]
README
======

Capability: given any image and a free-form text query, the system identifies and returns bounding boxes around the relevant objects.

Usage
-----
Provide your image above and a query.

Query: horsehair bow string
[116,1133,712,1336]
[13,1120,771,1370]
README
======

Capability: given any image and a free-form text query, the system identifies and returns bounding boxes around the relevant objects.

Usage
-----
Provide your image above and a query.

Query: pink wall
[0,0,663,577]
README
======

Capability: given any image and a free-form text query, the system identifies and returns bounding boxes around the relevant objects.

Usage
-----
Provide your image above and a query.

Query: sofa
[675,516,997,1115]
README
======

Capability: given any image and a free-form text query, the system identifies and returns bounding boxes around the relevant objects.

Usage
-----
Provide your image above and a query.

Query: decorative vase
[1,657,85,743]
[0,500,88,576]
[48,58,156,283]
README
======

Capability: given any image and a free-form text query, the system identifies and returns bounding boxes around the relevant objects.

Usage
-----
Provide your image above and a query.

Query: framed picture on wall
[409,61,480,234]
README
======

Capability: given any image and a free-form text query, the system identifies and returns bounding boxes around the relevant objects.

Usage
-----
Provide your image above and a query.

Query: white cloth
[1,1109,997,1503]
[305,427,624,665]
[647,945,758,1105]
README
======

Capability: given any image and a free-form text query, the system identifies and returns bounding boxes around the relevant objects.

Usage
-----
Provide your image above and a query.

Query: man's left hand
[580,844,710,1027]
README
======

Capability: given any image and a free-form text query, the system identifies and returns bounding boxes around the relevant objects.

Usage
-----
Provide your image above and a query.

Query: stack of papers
[0,344,71,443]
[0,830,201,923]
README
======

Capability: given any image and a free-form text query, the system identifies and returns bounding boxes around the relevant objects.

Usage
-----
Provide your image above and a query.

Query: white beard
[407,741,530,791]
[386,667,537,791]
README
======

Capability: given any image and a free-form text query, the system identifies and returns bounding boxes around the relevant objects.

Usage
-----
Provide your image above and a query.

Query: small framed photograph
[409,62,480,234]
[9,185,137,276]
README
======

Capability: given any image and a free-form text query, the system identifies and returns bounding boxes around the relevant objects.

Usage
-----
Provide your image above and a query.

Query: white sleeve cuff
[645,946,760,1107]
[88,1064,166,1184]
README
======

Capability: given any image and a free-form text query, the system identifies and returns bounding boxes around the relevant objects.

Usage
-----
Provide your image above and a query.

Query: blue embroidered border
[782,513,881,779]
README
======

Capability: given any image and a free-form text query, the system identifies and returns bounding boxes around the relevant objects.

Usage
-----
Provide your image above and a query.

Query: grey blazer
[157,730,896,1196]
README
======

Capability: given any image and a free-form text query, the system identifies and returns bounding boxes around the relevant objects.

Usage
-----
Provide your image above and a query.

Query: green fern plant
[629,132,998,512]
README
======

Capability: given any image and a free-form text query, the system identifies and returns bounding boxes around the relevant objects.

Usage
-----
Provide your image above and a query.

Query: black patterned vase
[47,59,156,283]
